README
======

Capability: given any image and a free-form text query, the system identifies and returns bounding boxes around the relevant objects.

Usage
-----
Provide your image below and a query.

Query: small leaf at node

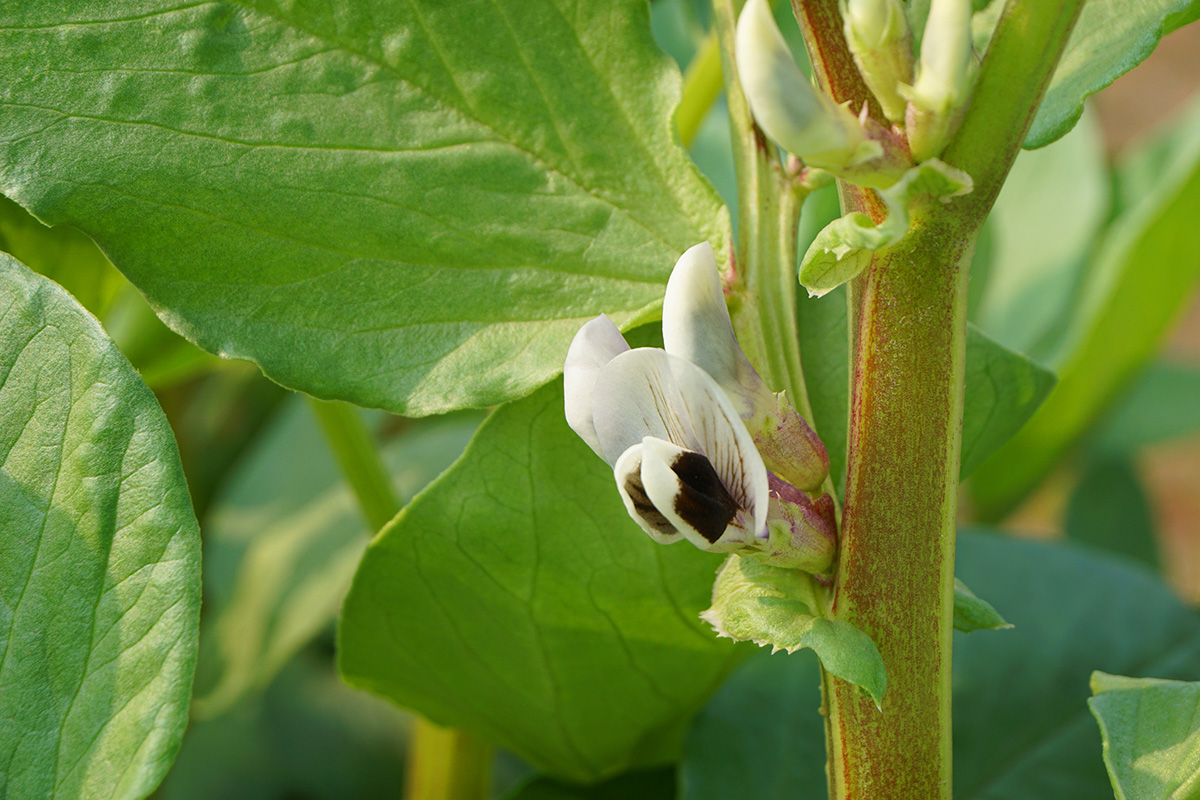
[701,555,886,706]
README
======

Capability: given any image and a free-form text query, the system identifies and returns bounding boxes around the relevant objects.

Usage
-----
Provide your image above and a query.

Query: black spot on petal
[670,451,739,543]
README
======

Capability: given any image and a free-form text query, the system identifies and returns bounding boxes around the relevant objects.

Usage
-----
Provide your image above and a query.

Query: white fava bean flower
[564,243,836,571]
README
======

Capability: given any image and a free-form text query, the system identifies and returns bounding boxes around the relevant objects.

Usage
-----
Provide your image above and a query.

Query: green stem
[308,398,492,800]
[678,31,723,148]
[791,1,1085,798]
[309,398,400,532]
[405,718,494,800]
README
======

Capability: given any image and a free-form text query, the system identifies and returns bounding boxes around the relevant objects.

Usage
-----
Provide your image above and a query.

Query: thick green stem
[790,1,1085,798]
[826,212,973,799]
[308,398,492,800]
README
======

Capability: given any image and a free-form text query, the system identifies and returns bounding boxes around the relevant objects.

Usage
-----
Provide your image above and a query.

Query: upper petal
[563,314,630,459]
[662,241,769,417]
[591,348,768,538]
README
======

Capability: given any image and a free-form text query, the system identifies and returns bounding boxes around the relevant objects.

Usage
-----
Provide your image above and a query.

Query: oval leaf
[1025,0,1200,148]
[0,254,201,800]
[1089,672,1200,800]
[338,381,740,782]
[0,0,727,415]
[975,96,1200,519]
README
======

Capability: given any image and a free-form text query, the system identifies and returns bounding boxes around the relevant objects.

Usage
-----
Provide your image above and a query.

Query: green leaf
[976,109,1110,363]
[503,769,675,800]
[973,96,1200,520]
[338,380,740,782]
[1025,0,1200,148]
[0,194,123,318]
[700,555,886,706]
[0,254,200,800]
[680,649,827,800]
[954,532,1200,799]
[192,399,479,718]
[0,0,727,415]
[0,194,219,389]
[1089,672,1200,800]
[160,648,409,800]
[1065,456,1160,569]
[679,531,1200,800]
[795,189,849,490]
[1093,361,1200,454]
[959,324,1057,479]
[953,577,1012,633]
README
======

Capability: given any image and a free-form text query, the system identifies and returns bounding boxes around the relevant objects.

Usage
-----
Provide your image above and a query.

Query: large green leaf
[1089,672,1200,800]
[1025,0,1200,148]
[0,195,123,318]
[1093,361,1200,454]
[0,0,727,415]
[1065,455,1160,569]
[193,399,479,718]
[338,381,741,781]
[959,325,1057,479]
[679,531,1200,800]
[161,648,409,800]
[977,109,1109,363]
[503,770,675,800]
[0,254,200,799]
[973,97,1200,520]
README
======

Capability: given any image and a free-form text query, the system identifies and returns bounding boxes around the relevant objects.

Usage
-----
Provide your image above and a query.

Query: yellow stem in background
[308,398,493,800]
[405,719,494,800]
[677,31,723,147]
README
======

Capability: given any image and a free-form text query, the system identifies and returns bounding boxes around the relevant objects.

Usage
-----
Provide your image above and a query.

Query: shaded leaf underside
[0,0,728,415]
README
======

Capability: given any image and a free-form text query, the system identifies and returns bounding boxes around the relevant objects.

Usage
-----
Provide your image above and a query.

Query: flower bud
[736,0,879,172]
[756,474,837,573]
[750,392,830,493]
[842,0,913,123]
[901,0,972,161]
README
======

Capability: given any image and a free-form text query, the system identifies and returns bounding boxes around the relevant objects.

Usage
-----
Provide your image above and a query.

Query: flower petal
[735,0,864,167]
[613,443,683,545]
[662,242,770,417]
[591,348,768,538]
[640,436,750,551]
[563,314,630,459]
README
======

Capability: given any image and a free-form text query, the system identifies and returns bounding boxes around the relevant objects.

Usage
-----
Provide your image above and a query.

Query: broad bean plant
[2,0,1200,798]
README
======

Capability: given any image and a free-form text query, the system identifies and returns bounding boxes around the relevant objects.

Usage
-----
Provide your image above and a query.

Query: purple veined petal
[613,443,683,545]
[563,314,630,459]
[662,242,771,418]
[591,348,768,538]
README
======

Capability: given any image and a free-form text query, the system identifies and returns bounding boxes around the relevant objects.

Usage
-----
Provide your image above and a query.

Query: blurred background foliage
[2,0,1199,796]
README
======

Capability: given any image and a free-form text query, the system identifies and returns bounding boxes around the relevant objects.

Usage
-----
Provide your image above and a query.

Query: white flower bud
[842,0,913,123]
